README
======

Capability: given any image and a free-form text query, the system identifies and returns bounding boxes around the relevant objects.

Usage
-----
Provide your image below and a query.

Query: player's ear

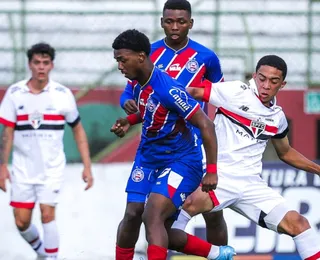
[189,18,194,29]
[160,17,164,28]
[138,52,145,63]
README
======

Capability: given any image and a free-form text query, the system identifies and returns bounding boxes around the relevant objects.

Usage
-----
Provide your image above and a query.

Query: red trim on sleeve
[0,117,16,128]
[10,201,35,209]
[202,80,212,103]
[185,103,200,120]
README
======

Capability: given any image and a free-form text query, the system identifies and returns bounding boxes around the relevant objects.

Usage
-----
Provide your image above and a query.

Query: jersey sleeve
[64,89,80,127]
[162,84,200,120]
[120,80,135,109]
[272,112,289,139]
[205,52,224,83]
[203,80,245,108]
[0,89,16,127]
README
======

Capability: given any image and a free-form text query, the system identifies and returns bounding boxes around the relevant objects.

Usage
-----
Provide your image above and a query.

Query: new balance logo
[239,105,249,112]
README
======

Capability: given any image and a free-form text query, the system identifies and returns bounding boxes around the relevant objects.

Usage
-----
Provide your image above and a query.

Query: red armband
[201,80,212,103]
[206,164,217,174]
[126,113,142,125]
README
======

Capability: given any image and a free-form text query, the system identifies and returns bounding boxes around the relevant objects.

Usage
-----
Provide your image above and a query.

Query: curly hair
[112,29,151,56]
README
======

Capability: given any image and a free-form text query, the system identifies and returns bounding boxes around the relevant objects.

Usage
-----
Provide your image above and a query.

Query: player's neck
[27,78,49,94]
[165,37,189,51]
[138,62,155,87]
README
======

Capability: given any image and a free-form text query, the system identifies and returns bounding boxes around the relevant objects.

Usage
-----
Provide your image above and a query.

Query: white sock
[172,209,192,230]
[19,224,45,256]
[207,245,220,259]
[293,228,320,259]
[43,221,59,257]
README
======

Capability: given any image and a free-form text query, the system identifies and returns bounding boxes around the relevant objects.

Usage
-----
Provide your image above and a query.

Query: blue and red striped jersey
[133,67,202,168]
[120,38,223,108]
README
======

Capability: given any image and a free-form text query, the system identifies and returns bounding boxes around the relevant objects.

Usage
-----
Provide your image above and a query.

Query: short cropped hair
[112,29,151,56]
[256,55,287,80]
[27,42,55,61]
[163,0,192,15]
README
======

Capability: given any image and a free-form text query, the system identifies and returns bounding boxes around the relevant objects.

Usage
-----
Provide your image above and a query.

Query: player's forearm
[0,127,13,165]
[201,122,218,165]
[72,123,92,169]
[280,147,320,175]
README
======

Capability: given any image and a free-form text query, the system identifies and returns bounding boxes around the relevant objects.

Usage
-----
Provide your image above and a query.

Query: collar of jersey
[249,78,277,108]
[141,66,155,88]
[163,37,190,53]
[21,78,52,93]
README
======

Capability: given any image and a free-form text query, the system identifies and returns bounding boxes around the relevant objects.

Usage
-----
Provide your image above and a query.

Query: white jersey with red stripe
[0,79,80,184]
[207,78,288,176]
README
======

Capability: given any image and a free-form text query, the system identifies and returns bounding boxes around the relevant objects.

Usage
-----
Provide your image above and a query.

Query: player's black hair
[256,55,287,80]
[163,0,192,15]
[27,42,55,61]
[112,29,151,56]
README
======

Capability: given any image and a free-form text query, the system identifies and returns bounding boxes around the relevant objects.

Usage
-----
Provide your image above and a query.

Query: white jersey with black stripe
[208,79,288,176]
[0,79,80,183]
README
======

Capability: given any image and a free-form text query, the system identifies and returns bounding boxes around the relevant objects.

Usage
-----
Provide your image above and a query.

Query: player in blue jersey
[115,0,228,258]
[111,29,235,260]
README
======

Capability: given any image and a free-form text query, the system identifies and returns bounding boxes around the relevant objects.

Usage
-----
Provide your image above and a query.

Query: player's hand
[123,100,138,115]
[110,118,130,138]
[0,164,10,192]
[82,167,93,191]
[201,173,218,192]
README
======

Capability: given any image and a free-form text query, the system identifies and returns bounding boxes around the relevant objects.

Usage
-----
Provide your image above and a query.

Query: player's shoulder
[50,80,73,95]
[154,68,183,89]
[5,79,29,97]
[151,39,165,52]
[188,38,220,58]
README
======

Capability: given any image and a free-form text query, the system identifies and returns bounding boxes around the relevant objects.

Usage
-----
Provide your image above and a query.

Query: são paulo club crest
[250,118,266,138]
[29,111,43,129]
[131,168,144,182]
[186,58,199,73]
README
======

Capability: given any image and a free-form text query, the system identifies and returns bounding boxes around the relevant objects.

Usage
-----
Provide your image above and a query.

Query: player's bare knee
[41,211,55,223]
[123,205,144,224]
[279,211,310,236]
[15,217,31,231]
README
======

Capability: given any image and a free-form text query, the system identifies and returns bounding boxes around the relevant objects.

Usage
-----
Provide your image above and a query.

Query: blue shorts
[150,160,203,210]
[125,160,154,203]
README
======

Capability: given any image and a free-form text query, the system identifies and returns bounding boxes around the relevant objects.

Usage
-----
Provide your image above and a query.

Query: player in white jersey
[169,55,320,260]
[0,43,93,260]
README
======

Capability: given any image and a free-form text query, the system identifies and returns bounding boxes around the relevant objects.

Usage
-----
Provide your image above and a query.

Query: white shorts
[10,180,63,209]
[209,172,288,232]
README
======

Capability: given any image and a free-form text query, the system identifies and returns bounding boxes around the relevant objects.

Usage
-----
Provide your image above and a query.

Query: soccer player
[171,55,320,260]
[111,29,235,260]
[0,43,93,260]
[116,0,227,258]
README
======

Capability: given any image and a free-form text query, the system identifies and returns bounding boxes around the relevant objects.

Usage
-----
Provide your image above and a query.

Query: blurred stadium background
[0,0,319,259]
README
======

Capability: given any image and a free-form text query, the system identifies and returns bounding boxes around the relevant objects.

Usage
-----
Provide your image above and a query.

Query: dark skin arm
[123,99,138,115]
[188,108,218,192]
[272,136,320,175]
[186,87,205,101]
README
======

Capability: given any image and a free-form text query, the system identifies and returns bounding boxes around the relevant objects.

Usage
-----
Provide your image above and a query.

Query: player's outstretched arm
[272,136,320,176]
[0,126,14,192]
[188,109,218,192]
[72,122,94,190]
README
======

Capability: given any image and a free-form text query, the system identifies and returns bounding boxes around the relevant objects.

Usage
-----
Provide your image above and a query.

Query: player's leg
[202,211,228,245]
[169,183,236,259]
[116,164,153,260]
[37,181,62,259]
[10,182,46,257]
[233,176,320,260]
